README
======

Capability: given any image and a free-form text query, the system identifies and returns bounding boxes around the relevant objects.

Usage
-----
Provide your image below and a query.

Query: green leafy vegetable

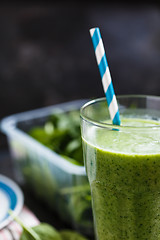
[8,210,41,240]
[60,230,88,240]
[8,210,89,240]
[20,223,62,240]
[59,184,93,229]
[28,110,83,166]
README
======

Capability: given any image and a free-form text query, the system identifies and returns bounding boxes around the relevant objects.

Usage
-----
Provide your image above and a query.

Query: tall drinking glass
[80,95,160,240]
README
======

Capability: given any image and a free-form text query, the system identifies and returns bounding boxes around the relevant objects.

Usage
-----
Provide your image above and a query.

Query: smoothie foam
[83,118,160,239]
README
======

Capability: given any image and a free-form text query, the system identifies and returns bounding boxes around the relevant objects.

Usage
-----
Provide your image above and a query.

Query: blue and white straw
[90,27,121,126]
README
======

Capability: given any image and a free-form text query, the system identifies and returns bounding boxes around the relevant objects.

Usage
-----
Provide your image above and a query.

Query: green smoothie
[82,118,160,240]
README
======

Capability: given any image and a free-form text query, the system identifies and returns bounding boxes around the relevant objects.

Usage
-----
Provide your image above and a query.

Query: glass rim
[80,94,160,130]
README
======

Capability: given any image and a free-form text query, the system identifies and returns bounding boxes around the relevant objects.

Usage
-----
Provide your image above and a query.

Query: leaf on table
[60,230,88,240]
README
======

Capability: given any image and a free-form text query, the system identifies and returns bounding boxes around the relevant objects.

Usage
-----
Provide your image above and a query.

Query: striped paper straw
[89,27,121,126]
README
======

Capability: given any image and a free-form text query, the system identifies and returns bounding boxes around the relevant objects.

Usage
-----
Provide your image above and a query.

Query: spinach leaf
[9,210,89,240]
[9,210,61,240]
[28,110,83,166]
[60,230,88,240]
[20,223,62,240]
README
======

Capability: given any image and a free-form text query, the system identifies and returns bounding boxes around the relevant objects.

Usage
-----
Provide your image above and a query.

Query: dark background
[1,2,160,147]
